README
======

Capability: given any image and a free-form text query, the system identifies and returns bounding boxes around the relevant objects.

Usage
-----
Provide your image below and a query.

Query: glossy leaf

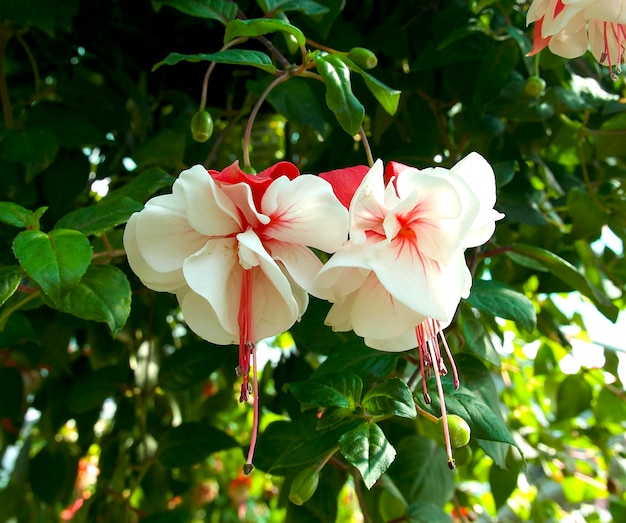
[288,371,363,409]
[153,50,276,74]
[510,243,618,321]
[12,229,92,305]
[154,0,237,24]
[362,378,417,419]
[466,279,536,332]
[0,202,46,229]
[57,265,131,336]
[0,266,23,307]
[460,303,501,366]
[339,422,396,489]
[224,18,306,46]
[259,0,329,16]
[103,167,175,203]
[158,422,239,467]
[158,342,231,391]
[55,197,143,236]
[315,54,365,135]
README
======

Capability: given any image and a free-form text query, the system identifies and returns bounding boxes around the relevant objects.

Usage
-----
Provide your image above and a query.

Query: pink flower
[317,152,503,467]
[527,0,626,78]
[123,161,348,472]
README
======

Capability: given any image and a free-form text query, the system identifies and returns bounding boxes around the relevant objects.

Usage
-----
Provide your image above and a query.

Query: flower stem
[199,37,247,112]
[359,127,374,167]
[415,403,439,424]
[242,71,291,170]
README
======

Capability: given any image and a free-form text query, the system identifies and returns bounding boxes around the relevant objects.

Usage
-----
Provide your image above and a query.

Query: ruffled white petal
[261,175,349,253]
[265,240,325,298]
[349,160,387,245]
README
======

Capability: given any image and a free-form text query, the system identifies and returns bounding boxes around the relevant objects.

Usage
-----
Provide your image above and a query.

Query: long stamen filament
[427,339,456,470]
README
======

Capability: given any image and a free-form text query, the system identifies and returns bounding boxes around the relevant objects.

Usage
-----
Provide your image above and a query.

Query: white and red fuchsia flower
[124,161,348,472]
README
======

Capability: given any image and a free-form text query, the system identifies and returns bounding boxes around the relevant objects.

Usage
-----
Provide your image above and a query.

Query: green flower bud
[453,444,473,467]
[191,110,214,143]
[524,76,546,98]
[347,47,378,70]
[438,414,471,448]
[288,467,320,506]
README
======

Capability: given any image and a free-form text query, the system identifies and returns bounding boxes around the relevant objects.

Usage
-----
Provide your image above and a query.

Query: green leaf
[159,342,231,391]
[157,421,239,468]
[28,444,77,505]
[315,54,365,135]
[387,436,455,505]
[12,229,93,305]
[0,266,23,307]
[54,197,143,236]
[258,0,330,16]
[489,457,521,509]
[1,128,59,181]
[339,422,396,489]
[362,378,417,419]
[460,304,501,366]
[597,113,626,158]
[336,55,401,115]
[567,187,606,240]
[466,279,536,332]
[288,372,363,409]
[104,167,176,203]
[153,0,238,24]
[556,374,593,420]
[0,202,46,229]
[57,265,131,336]
[510,243,619,321]
[406,502,452,523]
[66,365,129,413]
[224,18,306,46]
[153,49,276,73]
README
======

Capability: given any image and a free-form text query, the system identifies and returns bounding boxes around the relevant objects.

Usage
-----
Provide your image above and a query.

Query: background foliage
[0,0,625,521]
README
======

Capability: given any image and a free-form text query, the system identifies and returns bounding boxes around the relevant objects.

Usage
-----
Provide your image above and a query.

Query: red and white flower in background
[123,161,348,472]
[317,152,503,467]
[527,0,626,79]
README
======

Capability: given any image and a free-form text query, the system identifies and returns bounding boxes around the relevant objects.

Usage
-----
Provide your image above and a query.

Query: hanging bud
[347,47,378,69]
[524,76,546,98]
[191,110,214,143]
[288,467,320,506]
[438,414,471,449]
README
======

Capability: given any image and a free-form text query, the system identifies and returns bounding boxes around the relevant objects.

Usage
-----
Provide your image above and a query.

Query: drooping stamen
[426,339,456,470]
[439,328,460,389]
[416,325,431,403]
[237,268,260,474]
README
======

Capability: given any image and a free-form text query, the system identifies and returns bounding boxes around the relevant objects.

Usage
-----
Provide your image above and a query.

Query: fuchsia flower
[317,152,503,467]
[527,0,626,79]
[123,161,348,472]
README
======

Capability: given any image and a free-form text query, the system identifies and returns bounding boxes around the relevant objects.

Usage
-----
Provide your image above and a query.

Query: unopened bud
[347,47,378,69]
[289,467,320,506]
[191,110,214,143]
[438,414,471,448]
[524,76,546,98]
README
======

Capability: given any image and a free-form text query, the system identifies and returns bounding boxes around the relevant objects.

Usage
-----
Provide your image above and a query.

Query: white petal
[266,240,325,298]
[179,164,244,235]
[349,273,427,340]
[364,329,421,352]
[349,160,388,245]
[314,242,372,301]
[325,293,358,332]
[123,213,186,292]
[177,286,239,345]
[261,175,349,253]
[219,182,270,227]
[183,237,241,336]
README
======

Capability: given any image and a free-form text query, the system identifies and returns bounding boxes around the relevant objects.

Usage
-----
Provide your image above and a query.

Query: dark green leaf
[0,202,46,229]
[460,304,501,366]
[12,229,93,305]
[259,0,330,16]
[0,128,59,181]
[474,39,519,106]
[362,378,417,419]
[288,372,363,409]
[597,113,626,158]
[336,55,400,115]
[466,279,536,332]
[159,342,231,391]
[154,0,237,24]
[66,365,129,413]
[28,443,77,505]
[510,244,618,321]
[0,266,23,307]
[556,374,593,420]
[153,49,276,74]
[54,197,143,236]
[224,18,306,46]
[567,187,606,240]
[489,457,521,509]
[406,502,452,523]
[57,265,131,336]
[315,54,365,135]
[104,167,175,204]
[388,436,455,505]
[158,421,239,467]
[339,422,396,489]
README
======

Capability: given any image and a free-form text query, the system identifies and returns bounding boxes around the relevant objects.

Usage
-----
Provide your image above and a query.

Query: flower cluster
[527,0,626,79]
[124,153,503,471]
